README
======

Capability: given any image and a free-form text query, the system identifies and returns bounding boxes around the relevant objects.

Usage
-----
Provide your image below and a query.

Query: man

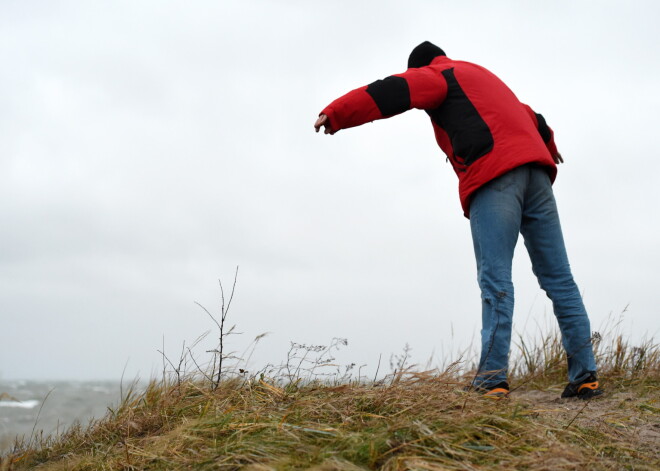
[314,41,602,399]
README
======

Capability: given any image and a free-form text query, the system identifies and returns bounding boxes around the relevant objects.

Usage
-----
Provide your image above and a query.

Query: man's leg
[519,166,598,384]
[469,167,527,388]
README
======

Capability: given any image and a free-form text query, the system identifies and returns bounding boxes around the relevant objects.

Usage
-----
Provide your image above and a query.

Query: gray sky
[1,1,658,380]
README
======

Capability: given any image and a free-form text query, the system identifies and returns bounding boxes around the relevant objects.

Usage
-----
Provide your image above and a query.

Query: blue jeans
[469,164,597,387]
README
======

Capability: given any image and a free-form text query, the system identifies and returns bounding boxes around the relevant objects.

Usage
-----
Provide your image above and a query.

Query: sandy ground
[513,387,660,457]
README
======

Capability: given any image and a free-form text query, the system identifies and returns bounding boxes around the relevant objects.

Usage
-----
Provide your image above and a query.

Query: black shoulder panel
[366,76,411,117]
[427,68,493,166]
[535,113,552,143]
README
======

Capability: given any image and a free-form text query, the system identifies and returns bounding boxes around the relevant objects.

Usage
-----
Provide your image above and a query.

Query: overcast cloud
[1,1,658,380]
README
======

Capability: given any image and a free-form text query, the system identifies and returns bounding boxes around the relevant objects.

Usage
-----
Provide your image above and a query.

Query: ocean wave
[0,400,39,409]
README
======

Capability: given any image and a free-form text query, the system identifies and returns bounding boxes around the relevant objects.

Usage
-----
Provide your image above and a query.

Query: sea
[0,379,125,454]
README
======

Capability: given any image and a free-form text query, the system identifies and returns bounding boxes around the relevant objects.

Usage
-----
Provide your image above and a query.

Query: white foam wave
[0,400,39,409]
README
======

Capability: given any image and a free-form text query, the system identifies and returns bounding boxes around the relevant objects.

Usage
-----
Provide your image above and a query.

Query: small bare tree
[195,266,239,390]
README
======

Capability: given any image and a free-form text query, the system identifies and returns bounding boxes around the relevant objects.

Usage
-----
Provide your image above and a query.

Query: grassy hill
[2,332,658,470]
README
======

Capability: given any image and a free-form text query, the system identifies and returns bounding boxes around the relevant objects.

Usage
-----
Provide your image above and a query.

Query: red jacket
[320,55,559,217]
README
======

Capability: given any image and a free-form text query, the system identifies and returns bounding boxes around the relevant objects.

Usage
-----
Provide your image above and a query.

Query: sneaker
[482,381,510,398]
[561,374,603,400]
[464,381,509,398]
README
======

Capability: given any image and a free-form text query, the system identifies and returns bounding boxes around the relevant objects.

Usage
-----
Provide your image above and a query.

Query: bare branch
[187,347,214,384]
[224,266,240,319]
[195,301,221,331]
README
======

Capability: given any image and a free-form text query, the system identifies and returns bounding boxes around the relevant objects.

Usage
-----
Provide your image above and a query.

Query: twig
[187,347,215,384]
[223,266,239,320]
[564,400,591,429]
[195,302,221,331]
[157,349,182,383]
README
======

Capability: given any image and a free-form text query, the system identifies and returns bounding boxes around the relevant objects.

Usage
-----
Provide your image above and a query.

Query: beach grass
[1,326,658,470]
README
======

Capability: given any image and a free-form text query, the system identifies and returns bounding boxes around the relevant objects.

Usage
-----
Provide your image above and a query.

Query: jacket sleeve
[522,104,559,157]
[321,67,447,132]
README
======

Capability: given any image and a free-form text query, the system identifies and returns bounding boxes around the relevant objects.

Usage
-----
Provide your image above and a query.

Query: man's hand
[553,152,564,164]
[314,114,335,135]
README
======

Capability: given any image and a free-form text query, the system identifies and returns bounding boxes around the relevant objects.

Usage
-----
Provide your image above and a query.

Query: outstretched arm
[314,67,446,135]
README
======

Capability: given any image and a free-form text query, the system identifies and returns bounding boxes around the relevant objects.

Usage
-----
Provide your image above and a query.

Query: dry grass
[1,328,658,471]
